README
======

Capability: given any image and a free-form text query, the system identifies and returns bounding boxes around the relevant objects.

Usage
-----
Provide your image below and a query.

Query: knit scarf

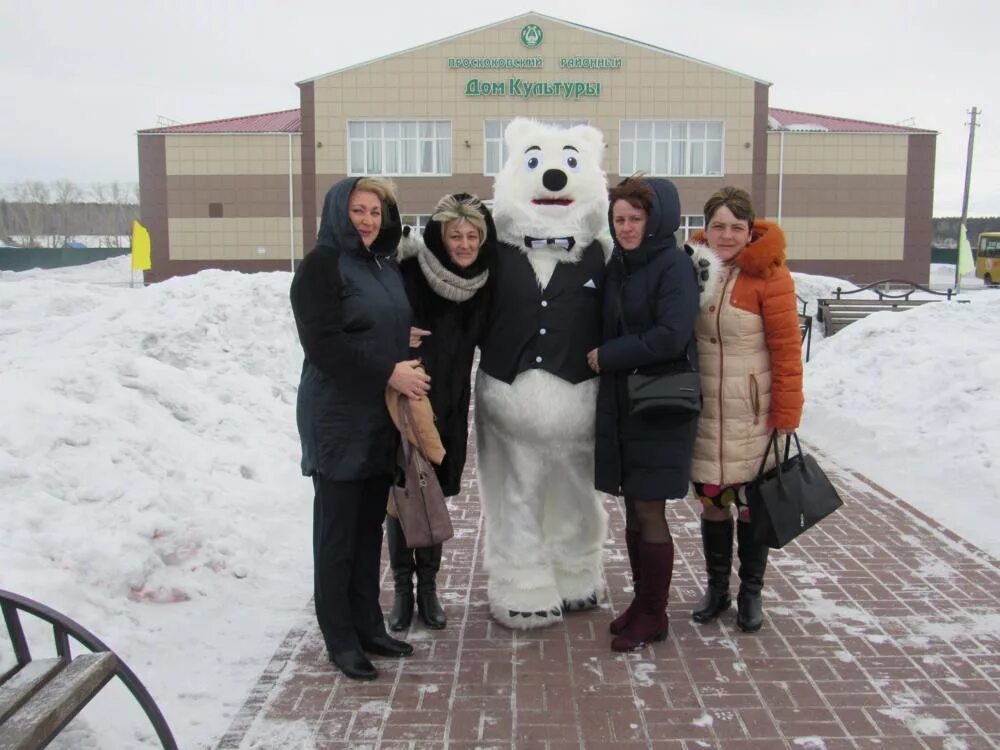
[417,245,489,302]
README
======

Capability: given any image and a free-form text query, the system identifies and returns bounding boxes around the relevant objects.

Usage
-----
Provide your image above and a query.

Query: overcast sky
[2,0,996,217]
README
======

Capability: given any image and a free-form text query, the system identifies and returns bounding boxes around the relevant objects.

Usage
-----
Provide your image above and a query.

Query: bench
[816,279,958,336]
[0,589,177,750]
[796,294,813,362]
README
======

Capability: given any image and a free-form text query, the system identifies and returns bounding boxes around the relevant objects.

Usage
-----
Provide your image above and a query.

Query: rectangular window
[483,119,589,175]
[400,214,431,235]
[347,120,452,176]
[619,120,724,177]
[677,215,705,245]
[208,202,223,218]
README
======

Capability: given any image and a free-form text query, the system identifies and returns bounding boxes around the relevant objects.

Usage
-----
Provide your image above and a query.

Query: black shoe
[692,586,732,624]
[736,590,763,633]
[417,589,446,629]
[386,517,416,632]
[360,632,414,657]
[735,521,768,634]
[692,518,734,624]
[330,649,377,680]
[415,544,445,629]
[388,590,414,632]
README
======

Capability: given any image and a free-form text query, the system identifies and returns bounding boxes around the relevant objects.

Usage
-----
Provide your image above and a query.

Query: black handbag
[746,431,844,549]
[627,370,701,415]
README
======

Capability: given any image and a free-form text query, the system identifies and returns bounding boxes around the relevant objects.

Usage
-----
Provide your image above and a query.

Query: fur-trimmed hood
[689,220,787,280]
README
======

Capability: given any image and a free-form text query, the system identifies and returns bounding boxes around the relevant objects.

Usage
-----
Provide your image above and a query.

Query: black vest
[480,240,605,385]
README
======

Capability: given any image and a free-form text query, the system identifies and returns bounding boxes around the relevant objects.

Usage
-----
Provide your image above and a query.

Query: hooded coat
[290,177,410,480]
[594,179,701,500]
[687,221,803,485]
[397,196,496,496]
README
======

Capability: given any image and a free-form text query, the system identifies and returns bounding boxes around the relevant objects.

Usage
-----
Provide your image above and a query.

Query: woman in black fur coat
[387,193,496,632]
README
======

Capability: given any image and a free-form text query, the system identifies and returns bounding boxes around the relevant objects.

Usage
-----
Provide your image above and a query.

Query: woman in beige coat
[686,187,803,633]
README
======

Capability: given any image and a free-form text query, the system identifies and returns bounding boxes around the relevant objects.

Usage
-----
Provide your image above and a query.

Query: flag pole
[954,106,979,293]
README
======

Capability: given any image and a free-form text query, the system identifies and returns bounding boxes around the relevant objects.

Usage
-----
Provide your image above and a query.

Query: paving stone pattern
[218,439,1000,749]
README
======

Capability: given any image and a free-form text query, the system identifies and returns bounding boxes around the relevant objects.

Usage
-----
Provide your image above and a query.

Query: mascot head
[492,119,608,255]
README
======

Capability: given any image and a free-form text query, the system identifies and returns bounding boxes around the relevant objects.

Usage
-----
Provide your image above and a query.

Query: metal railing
[0,589,178,749]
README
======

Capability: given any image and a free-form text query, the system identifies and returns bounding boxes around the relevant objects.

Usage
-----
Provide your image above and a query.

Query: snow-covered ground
[1,256,997,748]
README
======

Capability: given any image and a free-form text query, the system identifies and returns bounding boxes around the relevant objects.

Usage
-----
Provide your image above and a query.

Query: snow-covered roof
[138,109,302,135]
[769,107,935,134]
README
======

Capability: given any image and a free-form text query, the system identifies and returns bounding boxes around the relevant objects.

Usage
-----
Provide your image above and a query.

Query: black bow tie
[524,235,576,251]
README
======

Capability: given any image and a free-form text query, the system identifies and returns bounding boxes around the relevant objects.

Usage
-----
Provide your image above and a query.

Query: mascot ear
[503,117,539,149]
[566,124,606,157]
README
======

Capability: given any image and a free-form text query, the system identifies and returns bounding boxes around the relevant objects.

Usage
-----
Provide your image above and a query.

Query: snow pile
[1,260,311,748]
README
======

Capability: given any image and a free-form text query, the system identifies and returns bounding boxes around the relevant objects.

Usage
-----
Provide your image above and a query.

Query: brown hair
[609,175,654,215]
[703,186,755,227]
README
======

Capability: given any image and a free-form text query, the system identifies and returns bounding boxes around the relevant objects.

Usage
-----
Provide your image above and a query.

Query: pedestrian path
[217,445,1000,749]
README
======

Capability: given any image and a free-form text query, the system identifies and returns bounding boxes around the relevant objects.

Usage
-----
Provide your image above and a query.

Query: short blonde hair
[431,194,488,246]
[353,176,398,206]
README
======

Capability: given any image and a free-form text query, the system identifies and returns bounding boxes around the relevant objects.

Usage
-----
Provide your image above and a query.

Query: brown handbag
[390,399,454,548]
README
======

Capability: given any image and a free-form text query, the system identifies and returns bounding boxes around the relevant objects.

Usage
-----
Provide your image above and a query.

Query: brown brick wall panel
[165,175,302,218]
[138,134,170,283]
[903,134,935,271]
[764,174,908,218]
[752,82,769,216]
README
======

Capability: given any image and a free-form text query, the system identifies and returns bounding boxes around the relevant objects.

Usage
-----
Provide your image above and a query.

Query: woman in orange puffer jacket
[686,186,803,633]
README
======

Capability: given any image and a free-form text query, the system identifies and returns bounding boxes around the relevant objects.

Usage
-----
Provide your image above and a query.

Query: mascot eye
[524,153,542,171]
[564,154,579,171]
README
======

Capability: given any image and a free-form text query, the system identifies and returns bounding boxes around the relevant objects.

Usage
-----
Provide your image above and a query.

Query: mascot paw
[561,592,600,612]
[490,600,564,630]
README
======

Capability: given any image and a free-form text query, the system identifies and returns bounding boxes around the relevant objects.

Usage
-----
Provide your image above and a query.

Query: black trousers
[312,472,391,655]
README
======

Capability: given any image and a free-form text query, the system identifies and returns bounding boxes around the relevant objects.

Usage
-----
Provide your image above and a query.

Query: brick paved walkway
[217,443,1000,749]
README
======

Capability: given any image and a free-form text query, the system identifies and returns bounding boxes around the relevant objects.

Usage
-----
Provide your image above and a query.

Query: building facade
[137,12,935,283]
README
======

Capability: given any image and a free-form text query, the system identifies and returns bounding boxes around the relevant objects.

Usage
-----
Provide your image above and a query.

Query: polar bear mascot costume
[476,118,611,629]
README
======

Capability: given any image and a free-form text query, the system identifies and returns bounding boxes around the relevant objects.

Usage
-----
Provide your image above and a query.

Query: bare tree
[51,179,82,247]
[11,181,49,247]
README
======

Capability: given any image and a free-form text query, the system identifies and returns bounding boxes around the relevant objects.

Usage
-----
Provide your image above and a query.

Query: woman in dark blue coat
[290,176,430,681]
[588,176,700,652]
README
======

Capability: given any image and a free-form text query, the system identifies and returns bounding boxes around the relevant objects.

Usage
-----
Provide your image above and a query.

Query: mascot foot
[488,575,564,630]
[562,592,600,612]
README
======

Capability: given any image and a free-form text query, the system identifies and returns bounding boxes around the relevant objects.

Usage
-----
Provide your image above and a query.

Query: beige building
[138,12,935,283]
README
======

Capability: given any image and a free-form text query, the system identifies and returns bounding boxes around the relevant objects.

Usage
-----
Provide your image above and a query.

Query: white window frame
[677,214,705,245]
[400,214,431,235]
[348,120,452,176]
[483,118,589,176]
[618,119,724,177]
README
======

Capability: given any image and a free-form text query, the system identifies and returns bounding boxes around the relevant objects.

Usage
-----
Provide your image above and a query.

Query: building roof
[768,107,935,134]
[297,11,770,86]
[138,109,302,135]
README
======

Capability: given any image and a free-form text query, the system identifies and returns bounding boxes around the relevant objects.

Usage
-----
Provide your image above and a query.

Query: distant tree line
[0,180,140,248]
[932,216,1000,250]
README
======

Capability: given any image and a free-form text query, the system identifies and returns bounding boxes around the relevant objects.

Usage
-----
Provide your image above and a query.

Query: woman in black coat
[587,176,700,652]
[290,176,431,681]
[386,193,495,633]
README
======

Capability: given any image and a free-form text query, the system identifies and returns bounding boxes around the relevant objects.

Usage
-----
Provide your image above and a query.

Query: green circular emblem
[520,23,543,48]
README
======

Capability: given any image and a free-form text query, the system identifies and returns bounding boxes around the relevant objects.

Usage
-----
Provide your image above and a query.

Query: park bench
[816,279,958,336]
[0,589,177,750]
[796,294,813,362]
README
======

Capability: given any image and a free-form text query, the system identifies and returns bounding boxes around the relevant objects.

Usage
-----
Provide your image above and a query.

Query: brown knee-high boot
[609,529,641,635]
[611,537,673,652]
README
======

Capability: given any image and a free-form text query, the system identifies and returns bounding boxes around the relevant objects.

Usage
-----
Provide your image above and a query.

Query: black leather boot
[692,518,734,624]
[415,543,446,629]
[386,516,415,632]
[735,521,769,633]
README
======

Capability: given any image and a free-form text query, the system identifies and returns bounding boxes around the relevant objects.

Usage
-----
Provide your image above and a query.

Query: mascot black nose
[542,169,568,192]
